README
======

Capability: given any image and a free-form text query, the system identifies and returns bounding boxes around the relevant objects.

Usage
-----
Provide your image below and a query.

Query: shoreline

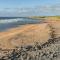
[0,19,60,49]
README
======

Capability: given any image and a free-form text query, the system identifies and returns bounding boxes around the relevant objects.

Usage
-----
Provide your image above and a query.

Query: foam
[0,18,23,24]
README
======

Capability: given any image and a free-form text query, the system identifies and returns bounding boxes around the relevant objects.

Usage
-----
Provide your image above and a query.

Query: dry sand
[0,19,60,49]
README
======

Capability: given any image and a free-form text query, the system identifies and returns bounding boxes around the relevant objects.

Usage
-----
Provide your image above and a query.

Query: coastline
[0,18,60,49]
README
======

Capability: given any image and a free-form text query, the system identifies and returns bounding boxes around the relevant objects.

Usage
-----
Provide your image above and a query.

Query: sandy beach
[0,19,60,49]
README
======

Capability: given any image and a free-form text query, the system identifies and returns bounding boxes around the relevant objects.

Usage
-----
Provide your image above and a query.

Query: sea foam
[0,18,23,24]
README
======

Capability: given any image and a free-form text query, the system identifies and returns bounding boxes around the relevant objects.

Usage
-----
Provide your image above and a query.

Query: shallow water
[0,17,41,31]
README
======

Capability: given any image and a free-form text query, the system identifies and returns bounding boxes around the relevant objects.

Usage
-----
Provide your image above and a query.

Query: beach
[0,18,60,49]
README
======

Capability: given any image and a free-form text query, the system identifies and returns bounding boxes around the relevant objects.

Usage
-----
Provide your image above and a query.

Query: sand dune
[0,20,60,49]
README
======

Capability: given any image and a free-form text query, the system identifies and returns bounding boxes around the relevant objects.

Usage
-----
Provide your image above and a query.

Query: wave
[0,18,23,24]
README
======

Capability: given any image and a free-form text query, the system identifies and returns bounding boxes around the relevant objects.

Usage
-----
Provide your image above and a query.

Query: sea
[0,17,41,31]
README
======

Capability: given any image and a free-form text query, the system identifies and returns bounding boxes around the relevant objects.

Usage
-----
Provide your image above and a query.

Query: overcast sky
[0,0,60,17]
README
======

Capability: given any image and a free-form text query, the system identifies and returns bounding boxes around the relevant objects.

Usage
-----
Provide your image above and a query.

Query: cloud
[0,5,60,16]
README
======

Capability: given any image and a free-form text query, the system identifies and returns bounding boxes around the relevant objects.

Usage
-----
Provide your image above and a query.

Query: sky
[0,0,60,17]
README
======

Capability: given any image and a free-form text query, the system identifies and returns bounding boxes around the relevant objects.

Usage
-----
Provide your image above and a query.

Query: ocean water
[0,17,41,31]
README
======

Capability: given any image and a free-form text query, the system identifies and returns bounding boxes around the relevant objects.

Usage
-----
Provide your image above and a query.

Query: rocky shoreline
[0,37,60,60]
